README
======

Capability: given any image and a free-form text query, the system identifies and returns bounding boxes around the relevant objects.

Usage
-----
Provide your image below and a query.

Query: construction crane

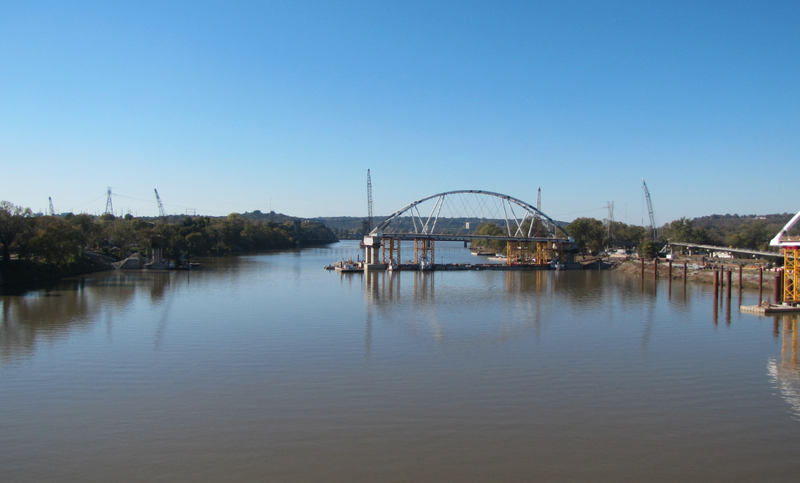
[366,169,374,233]
[154,189,166,219]
[642,178,657,240]
[535,187,543,236]
[48,197,55,216]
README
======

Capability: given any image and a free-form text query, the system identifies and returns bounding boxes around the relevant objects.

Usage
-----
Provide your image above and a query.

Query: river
[1,241,799,482]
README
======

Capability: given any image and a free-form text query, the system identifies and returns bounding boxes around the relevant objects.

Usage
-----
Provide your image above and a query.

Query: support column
[784,247,799,303]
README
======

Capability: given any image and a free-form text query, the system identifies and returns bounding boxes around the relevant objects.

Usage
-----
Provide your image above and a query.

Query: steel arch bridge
[362,190,575,269]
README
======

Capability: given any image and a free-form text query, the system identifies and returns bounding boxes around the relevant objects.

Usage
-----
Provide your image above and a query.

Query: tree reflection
[0,272,172,363]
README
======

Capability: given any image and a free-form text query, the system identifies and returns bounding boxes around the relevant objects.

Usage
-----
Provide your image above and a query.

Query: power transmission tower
[366,169,374,233]
[48,197,55,216]
[642,178,657,240]
[105,187,113,215]
[606,201,615,241]
[154,189,166,219]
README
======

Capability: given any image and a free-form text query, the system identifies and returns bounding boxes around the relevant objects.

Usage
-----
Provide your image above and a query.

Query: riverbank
[0,255,112,291]
[613,259,778,290]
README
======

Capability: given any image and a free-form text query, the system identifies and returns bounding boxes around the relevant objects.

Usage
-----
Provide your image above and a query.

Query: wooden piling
[726,270,732,299]
[653,259,658,281]
[759,267,763,303]
[683,261,687,286]
[738,264,742,289]
[714,270,719,298]
[775,275,783,304]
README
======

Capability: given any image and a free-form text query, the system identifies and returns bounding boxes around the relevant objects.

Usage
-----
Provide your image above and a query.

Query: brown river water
[1,241,799,482]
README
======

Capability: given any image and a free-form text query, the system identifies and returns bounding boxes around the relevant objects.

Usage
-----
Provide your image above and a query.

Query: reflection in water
[4,245,800,482]
[768,315,800,419]
[0,272,173,363]
[363,270,556,350]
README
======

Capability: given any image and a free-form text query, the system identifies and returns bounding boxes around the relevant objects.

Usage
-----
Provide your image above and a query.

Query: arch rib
[371,190,572,241]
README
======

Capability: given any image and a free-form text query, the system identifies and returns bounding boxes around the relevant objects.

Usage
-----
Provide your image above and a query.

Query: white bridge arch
[371,190,572,241]
[362,190,575,269]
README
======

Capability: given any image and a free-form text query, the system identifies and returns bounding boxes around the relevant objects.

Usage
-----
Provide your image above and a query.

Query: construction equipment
[771,210,800,303]
[48,197,55,216]
[366,169,374,233]
[154,189,166,219]
[642,178,657,240]
[535,187,542,237]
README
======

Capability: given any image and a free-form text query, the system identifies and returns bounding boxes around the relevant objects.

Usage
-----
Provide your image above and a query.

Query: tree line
[0,201,338,274]
[472,212,787,258]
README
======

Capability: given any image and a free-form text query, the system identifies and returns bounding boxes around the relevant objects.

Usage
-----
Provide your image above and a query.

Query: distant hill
[690,213,793,236]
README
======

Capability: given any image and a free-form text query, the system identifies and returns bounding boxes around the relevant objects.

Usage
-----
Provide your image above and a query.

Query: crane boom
[642,178,656,239]
[154,189,166,219]
[367,169,374,232]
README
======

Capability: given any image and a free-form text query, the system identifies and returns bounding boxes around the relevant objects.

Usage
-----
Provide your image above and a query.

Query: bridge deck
[667,242,782,258]
[381,233,572,243]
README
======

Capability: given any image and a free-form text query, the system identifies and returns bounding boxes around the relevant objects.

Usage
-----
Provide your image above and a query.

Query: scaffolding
[785,248,799,303]
[414,238,434,264]
[383,237,401,265]
[506,241,536,265]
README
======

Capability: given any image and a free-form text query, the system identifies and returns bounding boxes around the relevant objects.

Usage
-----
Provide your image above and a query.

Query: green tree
[567,217,606,255]
[473,223,506,252]
[664,217,695,243]
[639,240,658,259]
[28,216,83,265]
[0,201,33,273]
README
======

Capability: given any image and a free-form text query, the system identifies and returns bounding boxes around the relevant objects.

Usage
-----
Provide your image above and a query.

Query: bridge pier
[363,235,385,270]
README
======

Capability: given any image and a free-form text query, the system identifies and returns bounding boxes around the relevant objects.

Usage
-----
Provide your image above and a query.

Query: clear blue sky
[1,0,798,225]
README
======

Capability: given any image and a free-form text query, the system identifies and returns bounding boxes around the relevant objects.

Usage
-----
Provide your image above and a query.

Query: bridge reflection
[361,270,556,351]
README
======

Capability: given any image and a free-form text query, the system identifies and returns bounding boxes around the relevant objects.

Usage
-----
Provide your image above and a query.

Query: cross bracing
[371,190,573,243]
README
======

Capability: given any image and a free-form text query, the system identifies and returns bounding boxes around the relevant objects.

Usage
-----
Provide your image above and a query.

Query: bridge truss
[363,190,574,268]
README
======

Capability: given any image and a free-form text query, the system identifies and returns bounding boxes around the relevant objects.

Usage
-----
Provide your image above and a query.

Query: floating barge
[741,304,800,315]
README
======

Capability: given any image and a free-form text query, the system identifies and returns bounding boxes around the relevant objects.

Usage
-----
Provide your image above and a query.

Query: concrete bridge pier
[363,235,385,270]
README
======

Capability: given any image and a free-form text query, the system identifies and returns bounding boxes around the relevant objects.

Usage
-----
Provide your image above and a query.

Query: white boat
[334,258,362,273]
[419,257,433,271]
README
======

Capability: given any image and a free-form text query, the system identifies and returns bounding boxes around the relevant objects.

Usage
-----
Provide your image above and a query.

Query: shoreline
[612,258,778,290]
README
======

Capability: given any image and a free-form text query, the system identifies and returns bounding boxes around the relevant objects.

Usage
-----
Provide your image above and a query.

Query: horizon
[2,1,798,223]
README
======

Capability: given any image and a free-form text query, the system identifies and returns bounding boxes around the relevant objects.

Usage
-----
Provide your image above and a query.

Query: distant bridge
[666,242,783,259]
[362,190,575,269]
